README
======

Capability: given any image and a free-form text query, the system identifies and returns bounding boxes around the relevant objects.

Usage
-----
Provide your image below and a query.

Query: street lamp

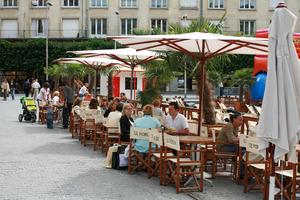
[45,0,52,81]
[114,11,119,49]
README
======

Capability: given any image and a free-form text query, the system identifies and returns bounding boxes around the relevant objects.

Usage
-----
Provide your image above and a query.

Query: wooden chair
[69,111,74,133]
[103,126,120,154]
[163,133,205,193]
[70,112,80,139]
[243,135,269,195]
[148,128,170,183]
[128,127,154,175]
[274,150,300,200]
[83,118,96,147]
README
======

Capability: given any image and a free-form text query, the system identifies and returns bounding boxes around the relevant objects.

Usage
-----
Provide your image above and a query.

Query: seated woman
[87,98,104,124]
[216,112,243,153]
[71,97,82,116]
[104,101,117,118]
[120,103,134,142]
[134,104,161,153]
[106,103,123,127]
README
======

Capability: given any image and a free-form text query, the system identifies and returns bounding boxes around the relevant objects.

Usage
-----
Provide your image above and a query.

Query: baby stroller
[18,97,37,122]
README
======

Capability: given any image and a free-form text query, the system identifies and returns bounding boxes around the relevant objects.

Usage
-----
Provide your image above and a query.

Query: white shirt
[32,81,40,89]
[165,113,189,132]
[79,85,87,95]
[38,88,50,102]
[52,96,59,105]
[107,111,122,127]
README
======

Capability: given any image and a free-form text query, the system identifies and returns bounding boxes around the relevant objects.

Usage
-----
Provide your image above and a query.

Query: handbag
[112,145,128,170]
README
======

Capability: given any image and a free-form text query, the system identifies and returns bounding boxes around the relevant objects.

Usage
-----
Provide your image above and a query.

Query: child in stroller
[18,97,37,122]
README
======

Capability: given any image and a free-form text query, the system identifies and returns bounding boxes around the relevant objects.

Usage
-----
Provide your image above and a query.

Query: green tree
[229,68,254,102]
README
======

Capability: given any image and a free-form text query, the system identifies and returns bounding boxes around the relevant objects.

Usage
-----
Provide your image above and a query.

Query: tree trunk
[196,68,216,125]
[107,72,113,98]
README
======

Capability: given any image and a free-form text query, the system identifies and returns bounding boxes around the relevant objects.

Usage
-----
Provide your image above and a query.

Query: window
[62,19,79,38]
[208,0,224,9]
[3,0,17,7]
[32,19,47,37]
[1,19,18,38]
[120,0,137,8]
[240,20,255,36]
[90,18,107,36]
[269,0,284,9]
[180,0,196,8]
[240,0,255,9]
[121,18,137,35]
[63,0,79,7]
[151,0,167,8]
[90,0,107,7]
[32,0,47,7]
[151,19,167,33]
[125,77,137,90]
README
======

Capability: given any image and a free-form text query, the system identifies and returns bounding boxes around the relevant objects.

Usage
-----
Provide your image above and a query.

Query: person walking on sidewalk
[31,79,40,101]
[10,80,15,100]
[23,79,30,97]
[1,79,10,101]
[62,81,75,129]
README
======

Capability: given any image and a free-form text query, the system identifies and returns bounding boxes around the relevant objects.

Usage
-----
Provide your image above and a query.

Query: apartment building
[0,0,299,39]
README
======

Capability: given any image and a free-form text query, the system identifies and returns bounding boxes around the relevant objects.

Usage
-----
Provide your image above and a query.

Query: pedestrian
[1,79,10,101]
[23,79,30,97]
[219,81,224,97]
[78,83,88,99]
[62,81,75,129]
[10,80,15,100]
[31,79,41,101]
[37,82,51,106]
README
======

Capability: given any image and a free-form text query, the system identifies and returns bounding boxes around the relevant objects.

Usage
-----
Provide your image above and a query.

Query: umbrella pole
[266,143,275,200]
[197,59,205,136]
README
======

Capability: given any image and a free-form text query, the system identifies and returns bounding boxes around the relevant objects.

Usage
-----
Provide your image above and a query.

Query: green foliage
[229,68,253,86]
[0,39,114,75]
[46,64,91,80]
[137,87,160,107]
[207,70,222,86]
[133,28,162,35]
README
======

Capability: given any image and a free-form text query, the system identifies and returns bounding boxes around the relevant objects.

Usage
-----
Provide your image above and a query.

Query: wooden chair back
[163,133,180,151]
[130,127,151,140]
[149,129,163,146]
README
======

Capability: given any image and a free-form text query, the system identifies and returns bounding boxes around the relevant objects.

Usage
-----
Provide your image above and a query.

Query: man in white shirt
[79,83,88,99]
[165,102,189,134]
[31,79,40,101]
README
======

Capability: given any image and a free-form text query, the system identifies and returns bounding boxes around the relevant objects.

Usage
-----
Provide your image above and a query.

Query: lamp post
[45,0,52,81]
[182,15,188,98]
[114,11,119,49]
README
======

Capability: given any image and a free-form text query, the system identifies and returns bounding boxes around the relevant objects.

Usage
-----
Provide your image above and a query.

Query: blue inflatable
[251,72,267,101]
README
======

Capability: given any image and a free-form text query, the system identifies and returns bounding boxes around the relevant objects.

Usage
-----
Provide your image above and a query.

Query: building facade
[0,0,299,39]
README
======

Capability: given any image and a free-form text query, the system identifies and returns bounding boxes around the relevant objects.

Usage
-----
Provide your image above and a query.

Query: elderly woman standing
[134,104,161,153]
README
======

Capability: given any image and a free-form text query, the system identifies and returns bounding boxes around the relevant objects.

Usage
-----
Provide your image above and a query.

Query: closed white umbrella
[256,2,300,199]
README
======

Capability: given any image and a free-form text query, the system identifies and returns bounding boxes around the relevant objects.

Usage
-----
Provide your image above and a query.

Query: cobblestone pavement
[0,96,262,200]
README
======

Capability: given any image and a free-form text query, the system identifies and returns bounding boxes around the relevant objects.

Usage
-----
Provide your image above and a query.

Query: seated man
[216,112,243,152]
[165,102,189,134]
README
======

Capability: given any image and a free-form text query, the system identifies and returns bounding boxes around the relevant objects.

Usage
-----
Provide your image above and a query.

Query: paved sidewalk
[0,96,261,200]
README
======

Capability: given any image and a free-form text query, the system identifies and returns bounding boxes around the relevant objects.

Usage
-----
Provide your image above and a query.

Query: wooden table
[179,136,213,144]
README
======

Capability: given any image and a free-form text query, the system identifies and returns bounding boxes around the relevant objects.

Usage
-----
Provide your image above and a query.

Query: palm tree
[168,17,229,124]
[230,67,253,103]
